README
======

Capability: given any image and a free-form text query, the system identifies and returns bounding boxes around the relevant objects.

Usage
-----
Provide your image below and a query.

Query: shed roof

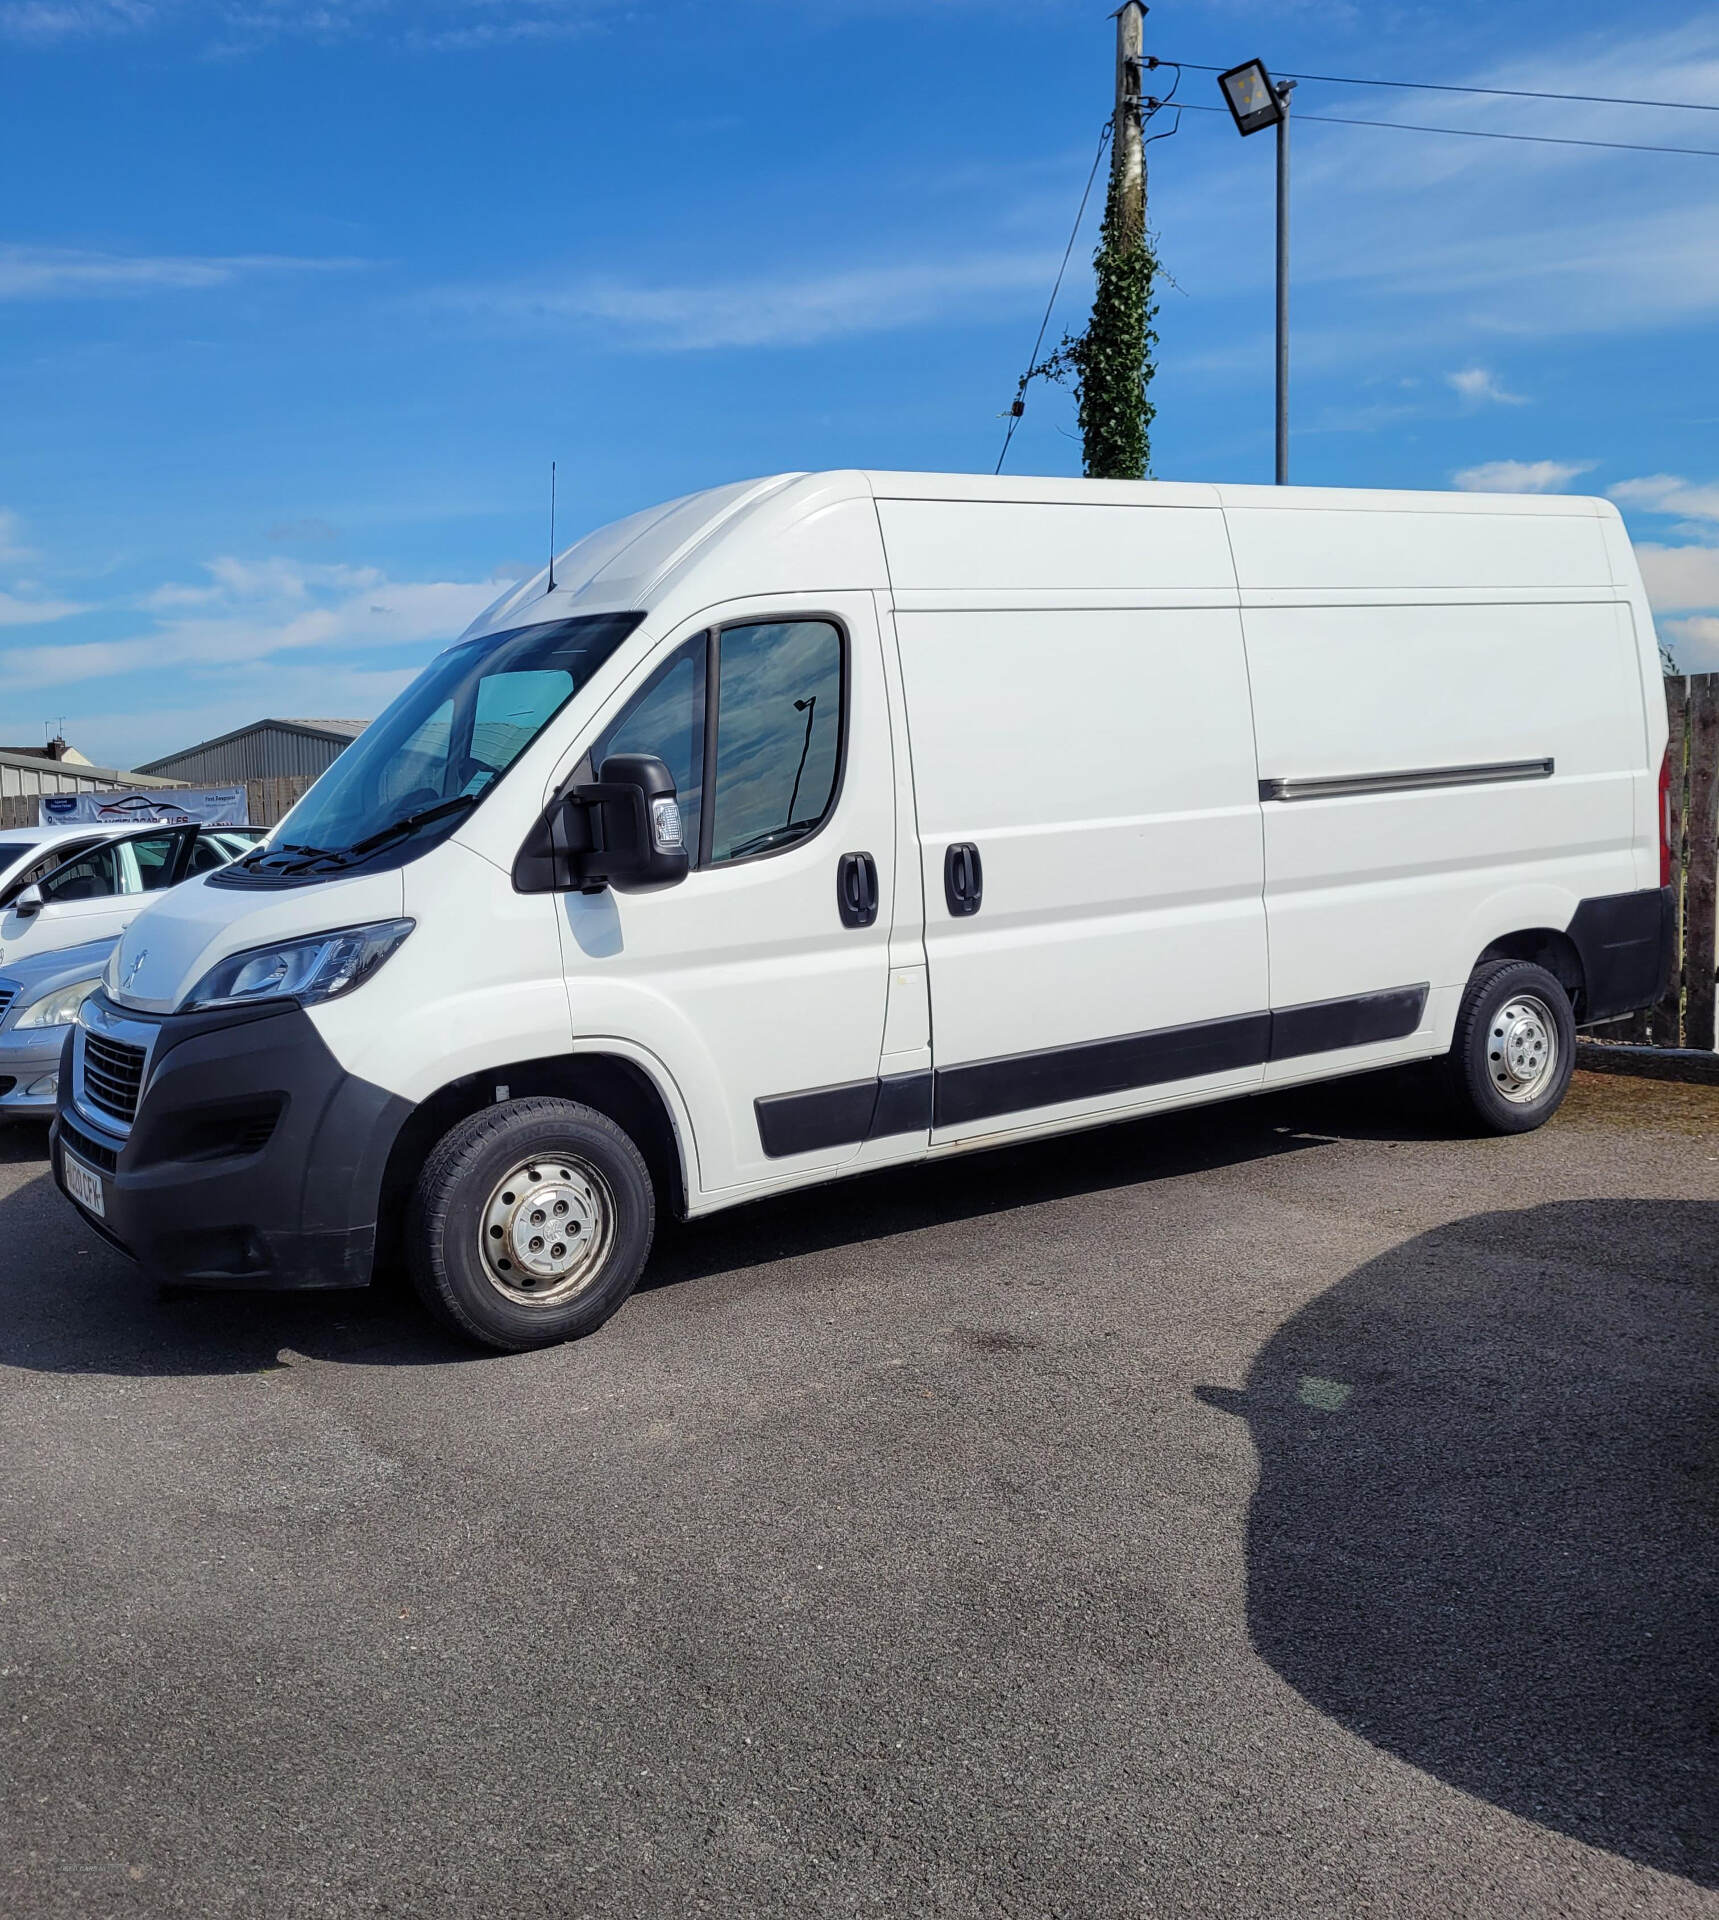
[134,716,369,774]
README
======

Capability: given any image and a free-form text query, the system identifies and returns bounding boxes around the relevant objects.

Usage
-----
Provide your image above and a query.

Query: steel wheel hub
[1487,994,1558,1104]
[478,1155,614,1307]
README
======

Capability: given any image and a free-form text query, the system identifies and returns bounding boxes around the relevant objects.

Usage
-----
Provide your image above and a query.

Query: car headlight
[180,918,415,1013]
[16,979,100,1029]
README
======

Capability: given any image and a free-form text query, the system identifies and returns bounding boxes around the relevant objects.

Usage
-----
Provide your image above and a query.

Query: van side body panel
[1220,486,1659,1060]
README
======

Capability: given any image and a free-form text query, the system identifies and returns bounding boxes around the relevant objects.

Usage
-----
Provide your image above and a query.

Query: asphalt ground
[1,1067,1715,1919]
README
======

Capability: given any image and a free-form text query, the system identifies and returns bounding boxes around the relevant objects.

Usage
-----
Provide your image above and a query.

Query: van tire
[1444,959,1576,1135]
[406,1096,655,1351]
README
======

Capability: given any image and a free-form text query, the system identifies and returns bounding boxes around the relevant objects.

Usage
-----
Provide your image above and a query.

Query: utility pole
[1114,3,1145,257]
[999,1,1157,478]
[1274,79,1295,486]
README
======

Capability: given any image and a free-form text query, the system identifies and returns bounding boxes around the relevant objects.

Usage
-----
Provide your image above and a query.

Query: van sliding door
[891,585,1270,1143]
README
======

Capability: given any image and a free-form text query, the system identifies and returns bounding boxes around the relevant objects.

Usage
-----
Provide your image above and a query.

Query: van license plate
[62,1149,105,1218]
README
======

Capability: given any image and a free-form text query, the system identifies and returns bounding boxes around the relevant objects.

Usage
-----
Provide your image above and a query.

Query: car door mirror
[13,883,43,917]
[513,753,690,895]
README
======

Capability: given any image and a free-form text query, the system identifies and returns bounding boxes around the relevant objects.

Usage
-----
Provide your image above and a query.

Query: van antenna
[547,461,557,593]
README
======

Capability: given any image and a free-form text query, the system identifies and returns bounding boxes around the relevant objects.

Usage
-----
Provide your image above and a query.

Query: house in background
[0,743,181,825]
[136,717,368,784]
[1,734,95,769]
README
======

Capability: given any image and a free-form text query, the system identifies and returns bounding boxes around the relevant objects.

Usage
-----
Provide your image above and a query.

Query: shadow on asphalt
[1201,1198,1719,1889]
[0,1063,1457,1378]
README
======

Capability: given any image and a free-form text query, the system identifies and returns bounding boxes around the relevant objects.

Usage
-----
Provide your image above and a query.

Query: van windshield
[229,612,643,883]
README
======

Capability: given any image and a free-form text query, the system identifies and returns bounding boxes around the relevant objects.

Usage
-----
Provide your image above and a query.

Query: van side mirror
[13,883,43,918]
[513,753,690,896]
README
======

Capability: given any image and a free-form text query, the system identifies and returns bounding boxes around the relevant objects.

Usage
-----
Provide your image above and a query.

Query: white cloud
[0,589,89,626]
[1452,459,1596,494]
[0,1,151,39]
[0,508,35,564]
[0,553,500,689]
[1663,614,1719,672]
[0,246,366,301]
[1609,474,1719,523]
[1446,367,1526,408]
[0,0,615,45]
[441,250,1060,350]
[1636,542,1719,613]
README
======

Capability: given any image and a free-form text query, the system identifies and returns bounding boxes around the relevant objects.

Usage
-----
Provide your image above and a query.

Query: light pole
[1218,60,1296,484]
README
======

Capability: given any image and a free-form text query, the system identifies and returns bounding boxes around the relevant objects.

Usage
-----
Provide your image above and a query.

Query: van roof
[461,470,1622,642]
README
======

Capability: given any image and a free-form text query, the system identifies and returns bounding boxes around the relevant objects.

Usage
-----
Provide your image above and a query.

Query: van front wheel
[407,1097,655,1351]
[1445,959,1576,1135]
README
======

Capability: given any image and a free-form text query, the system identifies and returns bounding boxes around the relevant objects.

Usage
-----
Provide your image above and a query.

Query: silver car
[0,937,116,1122]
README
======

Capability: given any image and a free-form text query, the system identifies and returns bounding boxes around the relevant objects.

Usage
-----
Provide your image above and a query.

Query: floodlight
[1218,59,1284,137]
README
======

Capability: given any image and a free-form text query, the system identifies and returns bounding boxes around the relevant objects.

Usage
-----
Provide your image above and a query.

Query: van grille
[59,1116,119,1173]
[81,1031,147,1126]
[0,984,16,1024]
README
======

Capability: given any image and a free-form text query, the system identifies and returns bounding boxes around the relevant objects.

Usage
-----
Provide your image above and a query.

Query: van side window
[709,620,843,864]
[591,636,708,861]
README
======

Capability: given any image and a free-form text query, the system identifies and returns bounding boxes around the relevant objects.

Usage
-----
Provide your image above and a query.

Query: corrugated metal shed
[135,717,368,784]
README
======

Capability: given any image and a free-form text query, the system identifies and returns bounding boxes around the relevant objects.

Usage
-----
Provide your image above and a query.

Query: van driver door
[553,593,901,1197]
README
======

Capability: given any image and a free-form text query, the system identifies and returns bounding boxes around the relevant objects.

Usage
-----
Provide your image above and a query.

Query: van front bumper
[51,993,411,1291]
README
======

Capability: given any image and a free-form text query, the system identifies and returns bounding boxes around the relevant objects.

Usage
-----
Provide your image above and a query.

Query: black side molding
[933,1011,1272,1131]
[754,1071,932,1160]
[1567,887,1675,1022]
[1269,985,1430,1062]
[754,985,1430,1155]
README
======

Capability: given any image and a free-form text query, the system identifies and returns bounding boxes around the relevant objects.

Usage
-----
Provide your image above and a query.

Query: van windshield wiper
[236,840,340,871]
[310,793,480,871]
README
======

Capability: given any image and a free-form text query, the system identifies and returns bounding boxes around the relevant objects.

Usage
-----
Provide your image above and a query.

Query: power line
[1154,56,1719,115]
[995,121,1112,475]
[1160,95,1719,159]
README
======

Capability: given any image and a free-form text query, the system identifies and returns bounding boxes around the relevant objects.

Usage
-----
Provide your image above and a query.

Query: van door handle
[944,842,983,917]
[837,852,879,929]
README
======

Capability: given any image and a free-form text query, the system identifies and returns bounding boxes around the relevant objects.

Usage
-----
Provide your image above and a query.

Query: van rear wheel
[1445,959,1576,1135]
[407,1096,655,1351]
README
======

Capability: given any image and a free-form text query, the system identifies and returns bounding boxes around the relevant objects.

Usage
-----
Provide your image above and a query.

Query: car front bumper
[0,1024,73,1121]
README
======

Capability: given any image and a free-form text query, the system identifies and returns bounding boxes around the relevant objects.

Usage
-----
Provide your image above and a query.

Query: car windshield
[239,612,643,878]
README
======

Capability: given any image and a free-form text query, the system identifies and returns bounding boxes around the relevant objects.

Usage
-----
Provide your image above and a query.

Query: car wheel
[1444,959,1576,1135]
[407,1096,655,1351]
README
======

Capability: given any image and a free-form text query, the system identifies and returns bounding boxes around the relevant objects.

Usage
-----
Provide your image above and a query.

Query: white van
[54,473,1671,1350]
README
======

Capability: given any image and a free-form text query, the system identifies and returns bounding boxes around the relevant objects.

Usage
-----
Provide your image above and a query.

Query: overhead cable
[1160,95,1719,159]
[995,121,1112,475]
[1153,56,1719,116]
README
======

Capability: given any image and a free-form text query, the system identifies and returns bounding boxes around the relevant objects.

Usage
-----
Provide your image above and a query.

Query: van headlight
[180,919,415,1012]
[16,979,100,1029]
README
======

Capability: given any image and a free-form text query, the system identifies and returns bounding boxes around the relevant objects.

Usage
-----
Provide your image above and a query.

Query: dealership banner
[38,787,250,827]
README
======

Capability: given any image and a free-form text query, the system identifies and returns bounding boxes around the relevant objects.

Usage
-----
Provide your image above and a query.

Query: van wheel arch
[373,1051,689,1284]
[1475,929,1587,1019]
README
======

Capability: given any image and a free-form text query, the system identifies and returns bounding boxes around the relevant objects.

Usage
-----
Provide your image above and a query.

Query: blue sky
[2,0,1717,770]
